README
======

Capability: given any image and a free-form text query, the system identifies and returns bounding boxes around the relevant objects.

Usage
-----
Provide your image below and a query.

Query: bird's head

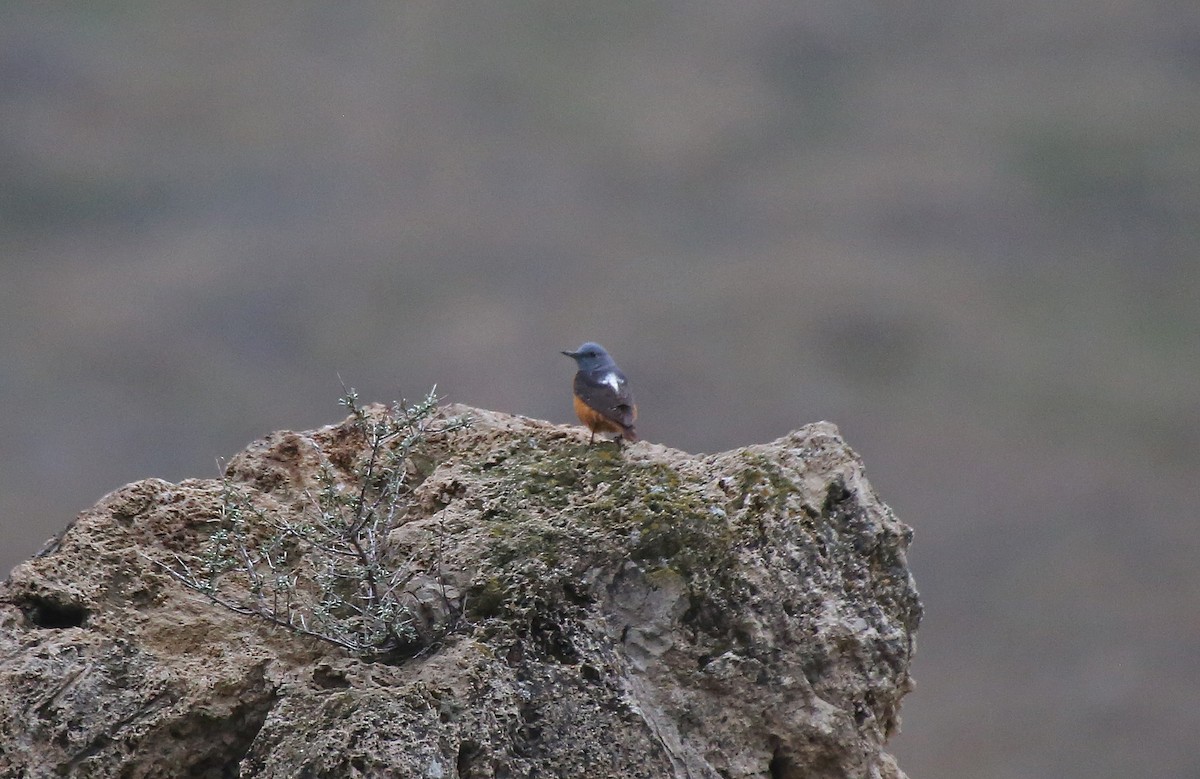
[561,342,615,371]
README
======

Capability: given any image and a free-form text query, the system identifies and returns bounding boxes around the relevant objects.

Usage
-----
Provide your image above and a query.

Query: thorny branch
[150,388,470,659]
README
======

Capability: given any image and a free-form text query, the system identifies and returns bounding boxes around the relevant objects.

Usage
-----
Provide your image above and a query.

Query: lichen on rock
[0,403,920,778]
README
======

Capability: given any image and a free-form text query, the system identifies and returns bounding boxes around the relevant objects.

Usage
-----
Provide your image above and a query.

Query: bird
[561,342,638,446]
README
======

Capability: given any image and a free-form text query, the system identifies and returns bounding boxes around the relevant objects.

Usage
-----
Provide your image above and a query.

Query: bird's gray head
[562,342,616,372]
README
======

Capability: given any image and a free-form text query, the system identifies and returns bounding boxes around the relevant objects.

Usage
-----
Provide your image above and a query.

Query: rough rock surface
[0,405,921,779]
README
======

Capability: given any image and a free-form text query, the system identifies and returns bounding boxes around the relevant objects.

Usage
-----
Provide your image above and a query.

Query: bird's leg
[588,428,596,446]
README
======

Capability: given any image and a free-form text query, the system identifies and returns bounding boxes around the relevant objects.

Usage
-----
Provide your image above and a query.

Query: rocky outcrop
[0,405,920,778]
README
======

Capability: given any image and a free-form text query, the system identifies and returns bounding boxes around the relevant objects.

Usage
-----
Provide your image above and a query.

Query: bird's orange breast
[573,394,626,435]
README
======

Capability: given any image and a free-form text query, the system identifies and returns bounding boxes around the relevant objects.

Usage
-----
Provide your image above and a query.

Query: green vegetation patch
[727,452,803,517]
[468,444,742,629]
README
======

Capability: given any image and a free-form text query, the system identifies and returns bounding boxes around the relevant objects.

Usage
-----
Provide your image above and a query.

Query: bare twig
[153,388,471,657]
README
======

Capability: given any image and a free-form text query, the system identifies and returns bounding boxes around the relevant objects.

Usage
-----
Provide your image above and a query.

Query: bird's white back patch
[602,371,622,393]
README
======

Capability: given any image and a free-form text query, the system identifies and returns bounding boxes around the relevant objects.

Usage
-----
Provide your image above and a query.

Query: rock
[0,404,921,778]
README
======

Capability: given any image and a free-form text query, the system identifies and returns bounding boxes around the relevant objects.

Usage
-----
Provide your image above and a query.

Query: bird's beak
[561,350,576,358]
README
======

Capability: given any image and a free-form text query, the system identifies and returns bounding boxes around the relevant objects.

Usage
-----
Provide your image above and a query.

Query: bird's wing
[574,370,636,429]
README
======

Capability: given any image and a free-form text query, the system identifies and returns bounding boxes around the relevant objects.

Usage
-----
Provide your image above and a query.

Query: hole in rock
[457,739,481,779]
[22,595,88,629]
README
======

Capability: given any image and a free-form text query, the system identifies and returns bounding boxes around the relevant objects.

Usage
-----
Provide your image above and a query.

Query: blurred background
[2,3,1197,777]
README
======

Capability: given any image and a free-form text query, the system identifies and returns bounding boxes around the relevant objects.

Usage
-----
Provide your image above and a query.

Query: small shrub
[157,388,470,659]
